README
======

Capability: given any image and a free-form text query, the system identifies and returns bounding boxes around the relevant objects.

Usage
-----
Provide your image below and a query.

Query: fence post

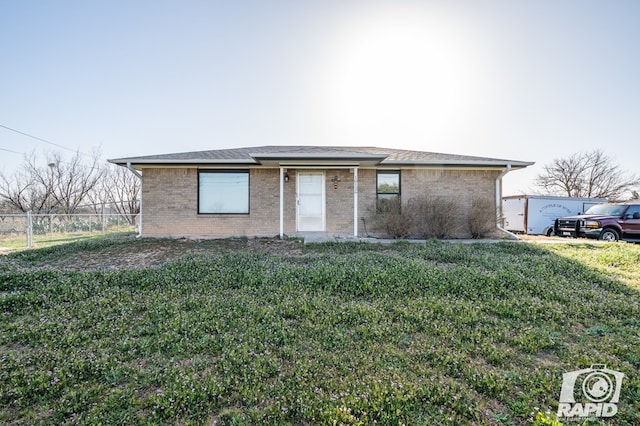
[102,204,106,235]
[49,214,53,238]
[26,211,33,248]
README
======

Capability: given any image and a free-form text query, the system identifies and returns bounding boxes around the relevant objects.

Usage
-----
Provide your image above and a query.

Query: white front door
[297,172,325,232]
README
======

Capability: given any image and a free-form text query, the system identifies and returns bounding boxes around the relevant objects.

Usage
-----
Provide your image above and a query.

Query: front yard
[1,238,639,425]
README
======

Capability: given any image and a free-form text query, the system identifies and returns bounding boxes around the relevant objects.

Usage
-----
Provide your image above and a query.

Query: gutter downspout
[127,162,143,238]
[126,161,142,179]
[495,163,519,240]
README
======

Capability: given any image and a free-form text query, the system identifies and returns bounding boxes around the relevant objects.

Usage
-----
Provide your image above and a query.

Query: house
[108,146,533,239]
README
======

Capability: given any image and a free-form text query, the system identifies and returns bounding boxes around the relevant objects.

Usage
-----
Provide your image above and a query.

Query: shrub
[370,197,412,238]
[410,195,461,239]
[468,197,496,238]
[371,195,494,239]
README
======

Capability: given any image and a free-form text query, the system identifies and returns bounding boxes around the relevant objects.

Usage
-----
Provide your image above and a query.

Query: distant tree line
[0,151,140,220]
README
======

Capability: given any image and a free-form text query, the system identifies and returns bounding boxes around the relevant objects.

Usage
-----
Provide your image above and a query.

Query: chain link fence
[0,212,138,250]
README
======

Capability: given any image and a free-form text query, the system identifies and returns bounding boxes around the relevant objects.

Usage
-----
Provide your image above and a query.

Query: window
[585,204,626,216]
[198,170,249,214]
[376,171,401,212]
[625,205,640,219]
[377,171,400,201]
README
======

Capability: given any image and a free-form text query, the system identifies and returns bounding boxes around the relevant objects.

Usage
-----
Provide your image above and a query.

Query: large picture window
[198,170,249,214]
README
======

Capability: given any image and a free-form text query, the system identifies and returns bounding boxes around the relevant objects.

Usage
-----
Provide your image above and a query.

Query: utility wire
[0,145,115,175]
[0,147,25,155]
[0,145,116,173]
[0,123,90,156]
[0,125,120,174]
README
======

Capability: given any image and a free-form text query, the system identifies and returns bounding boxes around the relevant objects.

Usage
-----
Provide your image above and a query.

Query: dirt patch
[0,237,307,272]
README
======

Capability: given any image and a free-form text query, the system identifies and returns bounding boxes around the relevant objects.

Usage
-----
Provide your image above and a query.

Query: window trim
[376,170,401,199]
[197,169,250,215]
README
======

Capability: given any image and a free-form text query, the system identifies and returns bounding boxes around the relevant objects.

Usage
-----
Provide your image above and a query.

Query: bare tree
[101,165,140,224]
[0,151,104,214]
[43,151,105,213]
[0,170,31,212]
[0,152,59,213]
[535,150,639,200]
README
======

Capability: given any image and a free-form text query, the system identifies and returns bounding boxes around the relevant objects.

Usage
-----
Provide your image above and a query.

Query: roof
[108,145,534,169]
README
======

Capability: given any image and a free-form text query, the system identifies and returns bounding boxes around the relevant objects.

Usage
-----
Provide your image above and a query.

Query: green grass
[0,229,136,251]
[1,240,639,425]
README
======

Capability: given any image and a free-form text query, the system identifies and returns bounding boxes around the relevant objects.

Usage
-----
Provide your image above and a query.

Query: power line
[0,146,116,175]
[0,145,117,174]
[0,126,118,174]
[0,123,90,156]
[0,147,25,155]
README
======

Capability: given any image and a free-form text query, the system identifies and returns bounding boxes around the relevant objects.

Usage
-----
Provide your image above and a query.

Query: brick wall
[141,167,501,238]
[142,168,288,238]
[402,168,499,211]
[359,168,502,238]
[325,169,356,234]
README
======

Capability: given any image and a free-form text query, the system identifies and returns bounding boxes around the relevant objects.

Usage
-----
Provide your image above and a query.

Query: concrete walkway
[296,233,622,245]
[294,232,516,245]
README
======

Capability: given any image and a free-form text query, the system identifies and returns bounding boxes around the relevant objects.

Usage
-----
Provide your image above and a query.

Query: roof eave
[249,152,389,166]
[108,158,258,166]
[380,160,534,168]
[107,157,534,169]
[249,152,388,159]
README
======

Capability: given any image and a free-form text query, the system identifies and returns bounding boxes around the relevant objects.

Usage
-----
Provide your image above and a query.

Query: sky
[1,0,639,195]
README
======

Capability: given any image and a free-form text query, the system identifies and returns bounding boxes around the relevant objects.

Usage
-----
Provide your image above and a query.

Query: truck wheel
[598,228,620,242]
[546,228,554,237]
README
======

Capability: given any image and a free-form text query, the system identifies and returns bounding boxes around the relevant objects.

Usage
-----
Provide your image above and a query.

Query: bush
[371,195,496,239]
[410,195,461,239]
[371,197,412,238]
[468,197,496,238]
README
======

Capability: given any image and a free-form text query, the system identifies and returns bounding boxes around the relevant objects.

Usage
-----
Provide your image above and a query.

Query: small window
[377,171,401,212]
[198,170,249,214]
[377,171,400,201]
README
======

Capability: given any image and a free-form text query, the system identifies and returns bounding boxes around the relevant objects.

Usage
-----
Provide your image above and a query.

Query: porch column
[279,167,284,239]
[353,167,358,237]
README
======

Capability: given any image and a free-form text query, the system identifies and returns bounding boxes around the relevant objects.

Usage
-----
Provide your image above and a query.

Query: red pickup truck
[554,203,640,242]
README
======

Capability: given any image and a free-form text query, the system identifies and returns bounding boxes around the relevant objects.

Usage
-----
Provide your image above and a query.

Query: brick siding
[141,167,501,238]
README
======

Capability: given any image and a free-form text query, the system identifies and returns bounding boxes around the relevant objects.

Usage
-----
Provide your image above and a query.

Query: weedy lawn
[1,239,639,425]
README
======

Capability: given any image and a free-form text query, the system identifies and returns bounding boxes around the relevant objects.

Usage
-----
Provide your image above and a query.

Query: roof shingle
[108,145,533,168]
